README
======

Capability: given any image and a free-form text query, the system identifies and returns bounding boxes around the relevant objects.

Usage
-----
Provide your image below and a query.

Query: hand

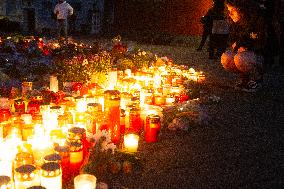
[237,46,247,53]
[231,42,236,50]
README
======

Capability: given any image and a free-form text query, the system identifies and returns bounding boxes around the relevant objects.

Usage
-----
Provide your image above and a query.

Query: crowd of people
[197,0,284,92]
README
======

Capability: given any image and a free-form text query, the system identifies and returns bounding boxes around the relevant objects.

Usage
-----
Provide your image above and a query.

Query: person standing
[54,0,73,42]
[196,13,212,51]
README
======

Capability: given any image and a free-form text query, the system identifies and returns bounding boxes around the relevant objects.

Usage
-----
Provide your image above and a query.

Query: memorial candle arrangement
[0,46,205,188]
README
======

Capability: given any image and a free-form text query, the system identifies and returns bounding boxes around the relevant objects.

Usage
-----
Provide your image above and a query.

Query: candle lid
[68,127,86,135]
[54,145,70,153]
[41,162,61,177]
[50,105,61,110]
[44,153,62,162]
[87,103,102,112]
[27,186,47,189]
[67,141,83,152]
[104,90,120,100]
[0,176,11,186]
[15,164,37,181]
[74,96,84,101]
[15,164,36,174]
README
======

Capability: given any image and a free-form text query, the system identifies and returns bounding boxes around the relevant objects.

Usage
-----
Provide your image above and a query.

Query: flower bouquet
[81,130,143,184]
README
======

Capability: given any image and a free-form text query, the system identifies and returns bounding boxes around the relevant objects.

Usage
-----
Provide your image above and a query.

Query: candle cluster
[0,57,205,188]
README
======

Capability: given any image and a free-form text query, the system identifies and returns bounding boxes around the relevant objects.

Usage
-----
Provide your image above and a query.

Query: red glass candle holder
[145,114,161,143]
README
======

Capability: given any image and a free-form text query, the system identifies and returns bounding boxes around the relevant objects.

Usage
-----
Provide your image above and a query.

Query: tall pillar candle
[104,90,121,144]
[50,75,59,93]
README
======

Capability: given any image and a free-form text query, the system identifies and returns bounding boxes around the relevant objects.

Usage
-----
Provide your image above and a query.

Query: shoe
[241,80,263,93]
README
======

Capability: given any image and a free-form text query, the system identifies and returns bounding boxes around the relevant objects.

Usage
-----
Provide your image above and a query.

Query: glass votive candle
[74,174,97,189]
[145,114,161,143]
[14,151,34,170]
[54,145,70,182]
[20,114,33,124]
[197,72,206,84]
[0,176,13,189]
[68,141,83,165]
[124,134,139,153]
[14,164,40,189]
[40,162,62,189]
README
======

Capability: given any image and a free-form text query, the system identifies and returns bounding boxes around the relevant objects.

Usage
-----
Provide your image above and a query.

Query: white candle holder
[74,174,97,189]
[40,162,62,189]
[124,134,139,153]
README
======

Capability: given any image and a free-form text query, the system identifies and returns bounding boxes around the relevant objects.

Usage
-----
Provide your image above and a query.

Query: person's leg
[62,19,68,43]
[57,20,62,39]
[216,34,229,58]
[197,30,209,50]
[279,21,284,70]
[208,34,215,59]
[234,51,264,92]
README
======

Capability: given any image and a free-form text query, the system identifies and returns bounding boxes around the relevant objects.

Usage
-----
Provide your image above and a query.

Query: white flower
[101,141,108,151]
[101,129,111,143]
[107,143,116,154]
[92,130,102,142]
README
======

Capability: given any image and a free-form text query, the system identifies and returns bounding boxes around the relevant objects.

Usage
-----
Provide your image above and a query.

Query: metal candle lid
[67,141,83,152]
[41,162,61,177]
[15,164,37,181]
[67,127,86,140]
[0,176,12,188]
[44,153,62,163]
[87,103,102,112]
[104,90,121,100]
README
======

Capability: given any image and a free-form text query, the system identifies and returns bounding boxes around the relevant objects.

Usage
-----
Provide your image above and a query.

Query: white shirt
[54,1,73,20]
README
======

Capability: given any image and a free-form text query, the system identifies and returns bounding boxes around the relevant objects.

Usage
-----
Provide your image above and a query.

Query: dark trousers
[208,34,229,59]
[279,21,284,68]
[197,29,210,49]
[57,19,68,39]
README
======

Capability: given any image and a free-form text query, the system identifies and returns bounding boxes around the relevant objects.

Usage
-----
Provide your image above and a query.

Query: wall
[114,0,213,36]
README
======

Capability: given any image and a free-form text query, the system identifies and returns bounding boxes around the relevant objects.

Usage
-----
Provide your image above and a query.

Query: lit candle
[0,176,13,189]
[50,75,59,93]
[68,141,83,165]
[145,114,161,143]
[28,136,54,166]
[108,68,118,90]
[40,162,62,189]
[124,134,139,153]
[197,72,206,84]
[125,69,132,77]
[21,114,32,124]
[54,145,70,183]
[76,97,88,113]
[74,174,97,189]
[14,164,41,189]
[104,90,121,144]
